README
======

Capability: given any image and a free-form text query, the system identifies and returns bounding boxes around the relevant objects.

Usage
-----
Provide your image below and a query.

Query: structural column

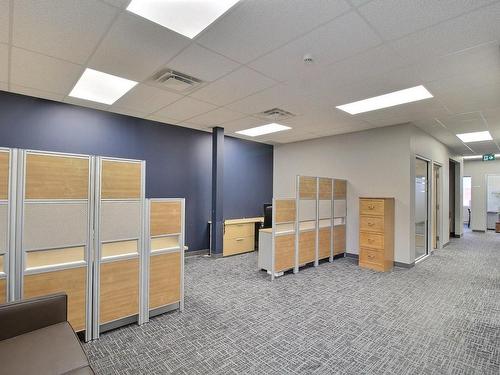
[211,127,224,256]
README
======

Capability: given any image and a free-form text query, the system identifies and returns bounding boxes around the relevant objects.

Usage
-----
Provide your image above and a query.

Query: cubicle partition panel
[93,157,145,338]
[0,148,14,303]
[333,179,347,256]
[144,198,185,321]
[296,176,318,271]
[18,150,93,339]
[270,198,296,280]
[318,177,334,262]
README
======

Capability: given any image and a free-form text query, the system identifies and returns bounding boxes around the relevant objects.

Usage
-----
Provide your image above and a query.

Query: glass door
[415,158,429,260]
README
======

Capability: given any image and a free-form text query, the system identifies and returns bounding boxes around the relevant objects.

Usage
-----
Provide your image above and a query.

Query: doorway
[415,157,429,260]
[432,163,441,250]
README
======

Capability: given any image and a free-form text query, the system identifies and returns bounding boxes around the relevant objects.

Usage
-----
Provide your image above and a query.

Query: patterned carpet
[84,230,500,374]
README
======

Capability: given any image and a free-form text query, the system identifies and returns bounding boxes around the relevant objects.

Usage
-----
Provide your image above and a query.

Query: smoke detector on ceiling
[258,108,295,121]
[303,54,314,64]
[150,69,203,92]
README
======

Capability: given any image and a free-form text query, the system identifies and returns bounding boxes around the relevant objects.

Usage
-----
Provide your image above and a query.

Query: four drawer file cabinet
[359,198,395,272]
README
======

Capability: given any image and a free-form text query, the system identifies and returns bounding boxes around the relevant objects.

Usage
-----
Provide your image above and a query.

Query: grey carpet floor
[84,230,500,374]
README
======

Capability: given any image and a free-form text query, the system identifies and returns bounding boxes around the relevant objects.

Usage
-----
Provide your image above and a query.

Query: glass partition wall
[415,157,429,261]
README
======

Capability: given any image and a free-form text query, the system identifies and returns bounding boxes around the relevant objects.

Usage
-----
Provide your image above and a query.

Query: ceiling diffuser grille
[258,108,295,121]
[150,69,203,92]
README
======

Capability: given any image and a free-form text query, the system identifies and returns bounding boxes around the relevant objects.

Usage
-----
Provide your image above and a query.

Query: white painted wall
[273,123,462,265]
[464,158,500,231]
[274,124,413,264]
[410,126,463,254]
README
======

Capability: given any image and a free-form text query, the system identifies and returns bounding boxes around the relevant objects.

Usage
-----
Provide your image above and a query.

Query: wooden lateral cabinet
[222,218,262,256]
[359,198,395,272]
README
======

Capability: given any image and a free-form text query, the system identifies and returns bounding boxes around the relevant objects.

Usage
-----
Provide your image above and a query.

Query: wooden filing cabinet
[359,198,394,272]
[222,218,262,256]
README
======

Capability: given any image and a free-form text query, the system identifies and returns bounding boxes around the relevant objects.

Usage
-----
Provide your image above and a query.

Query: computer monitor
[263,204,272,228]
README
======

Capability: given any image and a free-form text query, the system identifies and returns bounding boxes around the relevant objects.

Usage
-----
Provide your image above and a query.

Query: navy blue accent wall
[223,136,273,219]
[0,91,273,251]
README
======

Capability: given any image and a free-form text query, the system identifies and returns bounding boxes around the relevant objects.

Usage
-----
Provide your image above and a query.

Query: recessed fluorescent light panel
[236,123,292,137]
[336,85,433,115]
[456,131,493,143]
[127,0,241,39]
[69,68,137,105]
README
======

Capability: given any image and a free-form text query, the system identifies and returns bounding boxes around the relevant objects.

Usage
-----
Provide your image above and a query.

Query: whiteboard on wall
[487,175,500,212]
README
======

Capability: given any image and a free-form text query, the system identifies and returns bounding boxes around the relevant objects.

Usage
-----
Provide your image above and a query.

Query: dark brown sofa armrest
[0,293,67,341]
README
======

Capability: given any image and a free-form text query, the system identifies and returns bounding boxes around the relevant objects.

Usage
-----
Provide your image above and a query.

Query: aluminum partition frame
[330,178,335,263]
[16,149,94,342]
[143,198,185,322]
[92,156,146,340]
[295,175,320,272]
[314,177,320,267]
[270,199,276,281]
[0,147,15,302]
[333,178,348,259]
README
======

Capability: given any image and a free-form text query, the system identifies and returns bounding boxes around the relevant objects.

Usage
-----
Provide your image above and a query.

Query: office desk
[209,217,264,256]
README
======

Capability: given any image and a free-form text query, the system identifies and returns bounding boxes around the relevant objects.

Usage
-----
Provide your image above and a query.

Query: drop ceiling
[1,0,500,155]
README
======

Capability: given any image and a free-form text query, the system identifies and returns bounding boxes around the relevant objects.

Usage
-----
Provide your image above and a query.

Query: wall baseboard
[394,261,414,268]
[451,233,463,238]
[345,253,359,260]
[472,229,486,233]
[185,249,209,257]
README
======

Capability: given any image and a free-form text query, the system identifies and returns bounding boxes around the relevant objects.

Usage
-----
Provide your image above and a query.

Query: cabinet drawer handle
[368,254,375,259]
[368,238,374,243]
[368,205,375,210]
[236,238,244,241]
[367,222,374,226]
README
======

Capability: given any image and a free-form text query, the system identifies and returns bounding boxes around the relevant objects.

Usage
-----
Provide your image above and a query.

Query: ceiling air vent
[258,108,295,121]
[150,69,203,92]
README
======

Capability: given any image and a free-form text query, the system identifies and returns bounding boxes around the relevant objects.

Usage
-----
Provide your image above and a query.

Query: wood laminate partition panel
[271,198,296,278]
[100,258,139,323]
[0,151,8,200]
[25,154,88,199]
[318,227,331,259]
[24,267,86,331]
[333,225,346,255]
[147,199,183,315]
[298,230,315,265]
[149,252,181,309]
[0,150,9,302]
[151,201,181,236]
[97,158,144,333]
[21,151,91,336]
[274,234,295,272]
[299,176,317,199]
[0,278,5,303]
[334,179,346,200]
[318,178,332,200]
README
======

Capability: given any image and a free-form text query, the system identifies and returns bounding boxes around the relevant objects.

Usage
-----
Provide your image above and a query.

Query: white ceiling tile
[64,96,110,111]
[9,84,65,102]
[428,80,500,114]
[482,107,500,137]
[13,0,117,64]
[100,0,130,8]
[146,113,178,126]
[349,0,372,6]
[0,0,9,43]
[197,0,351,64]
[10,48,83,95]
[166,44,240,82]
[390,2,500,62]
[89,12,190,81]
[359,0,496,41]
[113,84,182,114]
[222,116,268,132]
[153,96,217,121]
[110,106,148,119]
[416,41,500,83]
[0,43,8,82]
[355,99,449,127]
[187,107,245,126]
[468,140,500,154]
[250,12,381,82]
[190,66,276,106]
[225,84,294,115]
[436,112,488,134]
